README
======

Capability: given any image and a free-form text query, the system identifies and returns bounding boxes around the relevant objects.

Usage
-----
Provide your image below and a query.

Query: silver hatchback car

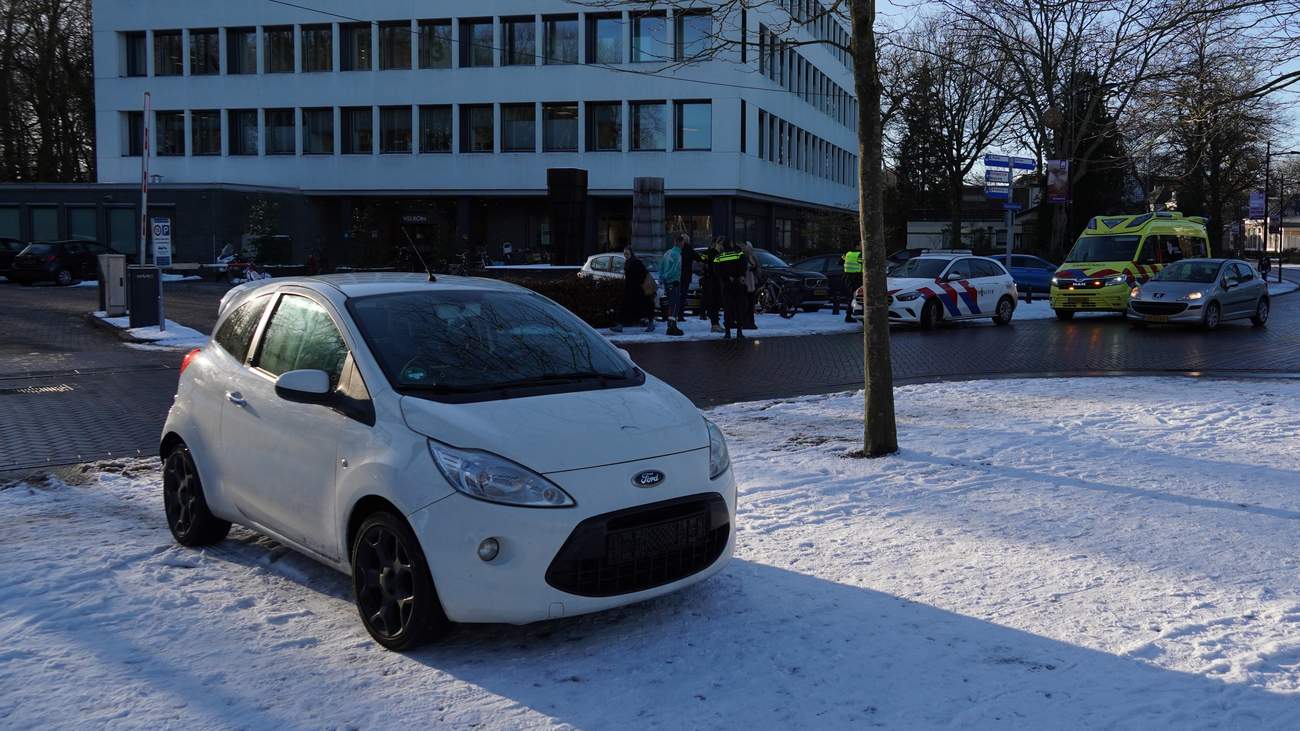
[1128,258,1269,329]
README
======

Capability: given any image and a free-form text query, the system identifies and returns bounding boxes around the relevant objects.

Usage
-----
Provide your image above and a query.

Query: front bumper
[1127,299,1204,323]
[1050,283,1130,312]
[408,447,737,624]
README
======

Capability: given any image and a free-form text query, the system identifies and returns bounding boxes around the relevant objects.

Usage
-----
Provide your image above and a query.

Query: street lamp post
[1264,146,1300,284]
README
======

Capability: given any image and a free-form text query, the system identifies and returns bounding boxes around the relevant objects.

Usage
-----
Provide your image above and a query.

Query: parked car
[990,254,1058,296]
[750,248,830,312]
[793,253,847,301]
[8,240,113,286]
[0,237,27,277]
[853,252,1018,329]
[1128,258,1268,329]
[161,273,737,650]
[579,251,702,314]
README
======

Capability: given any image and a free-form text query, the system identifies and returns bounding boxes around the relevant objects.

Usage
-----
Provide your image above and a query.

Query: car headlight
[1182,291,1203,301]
[895,291,921,301]
[1106,274,1129,286]
[1051,276,1061,286]
[1130,287,1141,298]
[428,440,575,508]
[705,418,730,480]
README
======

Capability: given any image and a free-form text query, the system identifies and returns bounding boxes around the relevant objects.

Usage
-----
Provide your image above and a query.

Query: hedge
[497,276,625,328]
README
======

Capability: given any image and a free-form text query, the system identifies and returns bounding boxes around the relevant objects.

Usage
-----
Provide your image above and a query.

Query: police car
[852,251,1019,329]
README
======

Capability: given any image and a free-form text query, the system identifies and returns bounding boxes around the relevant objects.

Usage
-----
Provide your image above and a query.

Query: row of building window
[124,12,712,77]
[778,0,854,71]
[757,109,857,188]
[758,25,858,132]
[123,101,713,157]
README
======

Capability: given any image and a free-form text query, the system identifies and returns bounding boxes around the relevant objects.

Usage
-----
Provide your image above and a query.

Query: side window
[1233,263,1253,282]
[1137,237,1159,264]
[946,258,974,279]
[213,295,270,364]
[255,295,349,388]
[591,256,610,272]
[1160,235,1182,263]
[1181,236,1207,259]
[611,255,625,274]
[62,242,83,255]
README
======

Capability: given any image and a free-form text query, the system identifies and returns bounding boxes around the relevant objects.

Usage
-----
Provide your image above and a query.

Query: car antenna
[401,227,436,282]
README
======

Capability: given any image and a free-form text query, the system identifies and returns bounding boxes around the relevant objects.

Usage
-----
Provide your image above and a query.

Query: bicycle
[757,278,800,319]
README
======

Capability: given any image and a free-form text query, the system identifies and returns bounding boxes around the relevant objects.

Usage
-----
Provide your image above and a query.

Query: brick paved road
[3,273,1299,469]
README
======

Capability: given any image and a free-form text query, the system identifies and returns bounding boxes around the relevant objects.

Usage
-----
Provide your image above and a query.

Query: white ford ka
[160,273,736,650]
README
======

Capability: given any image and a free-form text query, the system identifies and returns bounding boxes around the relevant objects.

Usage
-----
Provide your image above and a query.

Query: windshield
[1154,260,1221,283]
[19,243,55,256]
[1065,235,1140,263]
[755,250,788,268]
[890,258,948,279]
[349,290,641,399]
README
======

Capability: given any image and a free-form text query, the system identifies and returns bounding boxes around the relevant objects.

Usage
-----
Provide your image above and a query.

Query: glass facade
[190,29,219,75]
[586,102,621,151]
[303,108,334,154]
[125,32,146,76]
[503,18,535,66]
[380,107,412,153]
[301,25,332,72]
[502,104,536,152]
[632,14,667,63]
[461,19,494,68]
[543,103,578,151]
[674,13,711,61]
[341,23,372,71]
[264,26,294,73]
[227,27,256,74]
[266,109,295,154]
[674,101,711,150]
[588,15,623,64]
[544,16,579,64]
[342,107,373,153]
[157,111,185,156]
[418,20,452,69]
[228,109,258,155]
[419,105,452,152]
[461,105,493,152]
[191,110,221,155]
[631,101,665,150]
[153,30,182,76]
[379,21,411,70]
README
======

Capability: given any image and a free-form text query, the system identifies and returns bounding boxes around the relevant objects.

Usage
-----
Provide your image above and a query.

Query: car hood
[399,377,708,474]
[886,276,946,293]
[770,267,826,281]
[1134,281,1214,299]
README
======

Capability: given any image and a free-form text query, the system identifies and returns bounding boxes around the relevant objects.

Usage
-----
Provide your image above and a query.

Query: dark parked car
[991,254,1057,295]
[751,248,829,311]
[0,237,27,277]
[8,240,113,286]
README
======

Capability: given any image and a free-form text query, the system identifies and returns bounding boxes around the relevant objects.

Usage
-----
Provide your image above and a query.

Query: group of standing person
[611,235,761,339]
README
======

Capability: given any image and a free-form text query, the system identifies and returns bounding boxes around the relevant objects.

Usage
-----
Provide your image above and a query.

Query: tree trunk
[850,0,898,457]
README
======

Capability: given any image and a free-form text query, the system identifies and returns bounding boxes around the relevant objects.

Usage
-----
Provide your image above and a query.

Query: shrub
[497,276,623,328]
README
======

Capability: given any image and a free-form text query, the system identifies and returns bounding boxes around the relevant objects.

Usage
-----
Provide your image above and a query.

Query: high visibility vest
[714,250,744,264]
[843,250,863,273]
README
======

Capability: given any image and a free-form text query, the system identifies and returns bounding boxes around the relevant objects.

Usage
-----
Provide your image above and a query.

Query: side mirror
[617,347,635,364]
[275,369,331,403]
[945,272,965,282]
[1220,278,1233,290]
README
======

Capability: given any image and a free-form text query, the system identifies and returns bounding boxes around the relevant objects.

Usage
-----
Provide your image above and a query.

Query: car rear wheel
[352,511,449,651]
[163,444,231,547]
[1054,309,1074,321]
[54,269,73,286]
[992,296,1015,325]
[1202,301,1221,330]
[1251,297,1269,327]
[919,299,942,330]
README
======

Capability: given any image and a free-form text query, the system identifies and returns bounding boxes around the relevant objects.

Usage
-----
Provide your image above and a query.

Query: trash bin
[128,265,161,328]
[98,254,127,317]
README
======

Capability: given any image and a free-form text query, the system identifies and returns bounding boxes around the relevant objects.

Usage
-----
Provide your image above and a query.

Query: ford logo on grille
[633,470,665,488]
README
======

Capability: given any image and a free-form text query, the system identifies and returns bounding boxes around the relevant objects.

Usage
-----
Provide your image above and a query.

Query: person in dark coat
[610,247,655,333]
[713,239,749,339]
[700,238,724,332]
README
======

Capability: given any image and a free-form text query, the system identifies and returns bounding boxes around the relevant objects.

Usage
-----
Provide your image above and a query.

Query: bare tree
[576,0,898,455]
[894,17,1013,248]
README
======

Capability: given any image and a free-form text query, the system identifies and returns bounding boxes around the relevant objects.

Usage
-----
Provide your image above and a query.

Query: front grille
[1131,301,1187,316]
[546,493,729,597]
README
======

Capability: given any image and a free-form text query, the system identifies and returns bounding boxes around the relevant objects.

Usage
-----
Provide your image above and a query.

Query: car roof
[218,273,529,315]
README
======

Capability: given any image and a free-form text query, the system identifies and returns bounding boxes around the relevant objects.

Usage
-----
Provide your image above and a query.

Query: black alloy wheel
[162,445,231,546]
[993,296,1015,325]
[55,268,73,286]
[1203,301,1221,330]
[1251,298,1269,327]
[919,298,942,330]
[351,512,448,651]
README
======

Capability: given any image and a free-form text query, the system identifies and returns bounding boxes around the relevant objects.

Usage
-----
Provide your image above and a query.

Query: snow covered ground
[605,309,861,343]
[93,311,209,350]
[2,377,1297,728]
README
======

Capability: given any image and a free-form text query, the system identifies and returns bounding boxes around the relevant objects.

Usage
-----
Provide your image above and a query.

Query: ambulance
[1050,212,1210,320]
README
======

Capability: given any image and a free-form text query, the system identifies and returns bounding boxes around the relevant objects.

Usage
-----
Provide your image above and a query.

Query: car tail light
[44,255,57,262]
[179,348,202,375]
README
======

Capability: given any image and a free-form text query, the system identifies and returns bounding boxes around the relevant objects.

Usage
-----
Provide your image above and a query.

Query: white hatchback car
[852,253,1019,329]
[161,273,736,650]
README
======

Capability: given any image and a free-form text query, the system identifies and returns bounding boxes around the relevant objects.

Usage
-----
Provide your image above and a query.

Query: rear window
[20,243,56,256]
[213,295,270,363]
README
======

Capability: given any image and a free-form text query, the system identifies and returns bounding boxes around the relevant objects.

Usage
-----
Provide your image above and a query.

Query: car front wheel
[352,511,449,651]
[163,444,231,546]
[55,268,73,286]
[1202,301,1221,330]
[919,298,942,330]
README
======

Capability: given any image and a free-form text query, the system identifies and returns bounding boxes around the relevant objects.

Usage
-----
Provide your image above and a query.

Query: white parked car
[852,253,1018,329]
[160,273,736,650]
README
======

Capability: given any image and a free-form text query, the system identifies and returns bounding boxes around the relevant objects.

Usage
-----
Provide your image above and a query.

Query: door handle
[226,391,247,407]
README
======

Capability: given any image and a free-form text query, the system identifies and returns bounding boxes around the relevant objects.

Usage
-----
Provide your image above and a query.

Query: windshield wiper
[489,371,622,389]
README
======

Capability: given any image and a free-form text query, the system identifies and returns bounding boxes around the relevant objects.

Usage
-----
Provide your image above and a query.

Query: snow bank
[605,309,862,343]
[93,311,208,349]
[2,377,1298,728]
[72,273,202,288]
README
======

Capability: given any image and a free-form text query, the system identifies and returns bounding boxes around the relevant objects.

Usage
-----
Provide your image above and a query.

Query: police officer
[840,247,863,322]
[713,239,749,339]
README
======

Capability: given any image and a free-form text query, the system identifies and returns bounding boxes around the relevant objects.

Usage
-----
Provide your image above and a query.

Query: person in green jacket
[841,248,863,322]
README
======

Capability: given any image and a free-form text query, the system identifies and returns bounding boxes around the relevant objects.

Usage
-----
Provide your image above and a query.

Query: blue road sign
[1004,202,1022,211]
